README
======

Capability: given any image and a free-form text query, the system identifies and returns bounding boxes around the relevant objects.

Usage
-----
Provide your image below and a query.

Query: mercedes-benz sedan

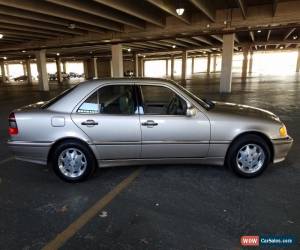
[7,78,293,182]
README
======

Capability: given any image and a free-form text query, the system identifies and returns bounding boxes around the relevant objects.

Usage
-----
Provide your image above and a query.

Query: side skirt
[98,157,225,168]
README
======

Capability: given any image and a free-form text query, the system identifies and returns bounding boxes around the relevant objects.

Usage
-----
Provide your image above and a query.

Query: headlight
[279,125,287,137]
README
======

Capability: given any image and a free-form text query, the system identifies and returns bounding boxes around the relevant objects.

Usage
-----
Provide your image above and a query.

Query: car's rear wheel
[50,140,96,182]
[226,134,271,178]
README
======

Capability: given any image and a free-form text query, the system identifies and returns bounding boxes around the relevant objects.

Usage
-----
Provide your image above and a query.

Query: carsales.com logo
[240,235,296,247]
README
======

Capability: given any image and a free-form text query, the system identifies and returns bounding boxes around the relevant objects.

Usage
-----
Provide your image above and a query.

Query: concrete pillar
[83,60,88,79]
[0,59,6,83]
[5,64,9,77]
[56,57,62,83]
[62,61,67,73]
[165,59,168,77]
[171,55,174,80]
[213,55,217,72]
[207,53,211,74]
[22,61,27,76]
[134,53,139,77]
[92,57,98,78]
[296,48,300,72]
[181,50,187,80]
[220,33,235,93]
[248,50,253,74]
[111,44,123,77]
[141,59,144,77]
[35,49,49,91]
[242,48,249,78]
[191,57,194,74]
[25,59,32,85]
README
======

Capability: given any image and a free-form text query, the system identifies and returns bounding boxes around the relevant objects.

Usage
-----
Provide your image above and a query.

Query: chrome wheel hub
[58,148,87,178]
[236,144,265,173]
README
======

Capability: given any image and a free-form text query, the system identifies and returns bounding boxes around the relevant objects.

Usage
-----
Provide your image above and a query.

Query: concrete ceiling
[0,0,299,60]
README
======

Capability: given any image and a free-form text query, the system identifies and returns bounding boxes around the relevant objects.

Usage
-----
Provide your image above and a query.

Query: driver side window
[140,85,187,115]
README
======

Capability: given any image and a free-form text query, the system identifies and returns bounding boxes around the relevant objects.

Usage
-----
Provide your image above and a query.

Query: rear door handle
[81,120,98,126]
[141,120,158,127]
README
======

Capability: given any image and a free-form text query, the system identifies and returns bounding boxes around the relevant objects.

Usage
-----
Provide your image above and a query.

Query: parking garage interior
[0,0,300,249]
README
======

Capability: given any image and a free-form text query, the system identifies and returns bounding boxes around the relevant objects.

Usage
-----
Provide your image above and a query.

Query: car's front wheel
[50,140,96,182]
[226,134,271,178]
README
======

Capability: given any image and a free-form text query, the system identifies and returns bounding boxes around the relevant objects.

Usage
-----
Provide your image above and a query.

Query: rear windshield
[42,85,78,109]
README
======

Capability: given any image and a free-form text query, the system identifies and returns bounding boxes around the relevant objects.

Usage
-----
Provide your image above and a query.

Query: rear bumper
[7,140,51,165]
[271,136,293,163]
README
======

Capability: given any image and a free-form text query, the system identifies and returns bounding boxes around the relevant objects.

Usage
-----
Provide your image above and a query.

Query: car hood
[209,101,280,121]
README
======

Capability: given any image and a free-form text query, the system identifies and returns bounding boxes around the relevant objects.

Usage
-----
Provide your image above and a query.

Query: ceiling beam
[249,31,255,42]
[272,0,278,17]
[284,28,296,40]
[160,40,188,48]
[0,13,84,35]
[176,38,202,46]
[0,5,105,33]
[0,0,122,32]
[47,0,145,30]
[192,36,213,45]
[147,41,172,48]
[189,0,215,22]
[94,0,165,27]
[235,0,247,19]
[211,35,223,43]
[0,29,52,39]
[267,30,271,41]
[0,23,68,37]
[146,0,190,24]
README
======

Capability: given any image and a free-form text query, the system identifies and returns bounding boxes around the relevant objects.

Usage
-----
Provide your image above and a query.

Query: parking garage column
[207,53,211,74]
[248,49,253,74]
[0,58,5,84]
[296,47,300,72]
[181,50,187,80]
[62,61,67,73]
[25,58,32,85]
[134,53,139,77]
[111,44,123,77]
[56,56,62,84]
[191,57,194,74]
[171,55,174,80]
[242,47,249,78]
[35,49,49,91]
[213,55,217,72]
[220,33,235,93]
[92,57,98,78]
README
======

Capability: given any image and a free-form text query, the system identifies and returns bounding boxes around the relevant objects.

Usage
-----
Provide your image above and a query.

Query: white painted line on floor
[0,157,14,165]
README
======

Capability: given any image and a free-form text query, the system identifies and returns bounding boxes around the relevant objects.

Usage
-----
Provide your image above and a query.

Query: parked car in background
[14,75,28,82]
[7,78,293,182]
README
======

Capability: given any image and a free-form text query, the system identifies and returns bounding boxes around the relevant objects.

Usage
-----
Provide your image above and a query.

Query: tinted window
[78,85,137,115]
[140,85,187,115]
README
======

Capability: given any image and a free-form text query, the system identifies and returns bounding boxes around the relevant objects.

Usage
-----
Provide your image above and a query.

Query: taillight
[8,112,18,135]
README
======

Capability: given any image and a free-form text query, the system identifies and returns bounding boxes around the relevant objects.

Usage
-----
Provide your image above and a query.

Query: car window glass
[77,85,137,115]
[140,85,187,115]
[77,91,99,114]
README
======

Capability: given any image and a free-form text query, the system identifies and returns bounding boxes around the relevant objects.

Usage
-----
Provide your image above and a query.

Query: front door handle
[141,120,158,127]
[81,120,98,126]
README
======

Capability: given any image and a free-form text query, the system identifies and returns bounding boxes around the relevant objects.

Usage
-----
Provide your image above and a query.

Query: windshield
[41,85,78,109]
[171,81,213,109]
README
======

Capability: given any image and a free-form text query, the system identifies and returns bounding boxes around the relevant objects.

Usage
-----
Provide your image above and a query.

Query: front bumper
[271,136,293,163]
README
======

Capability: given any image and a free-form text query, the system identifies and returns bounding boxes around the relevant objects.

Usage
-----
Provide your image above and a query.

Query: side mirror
[186,107,197,117]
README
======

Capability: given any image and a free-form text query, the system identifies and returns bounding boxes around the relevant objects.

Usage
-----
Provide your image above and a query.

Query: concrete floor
[0,73,299,250]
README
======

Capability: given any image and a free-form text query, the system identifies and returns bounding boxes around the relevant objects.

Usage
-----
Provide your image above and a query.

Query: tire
[50,140,96,183]
[226,134,271,178]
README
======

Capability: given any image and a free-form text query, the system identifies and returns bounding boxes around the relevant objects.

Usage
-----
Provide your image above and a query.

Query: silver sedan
[7,78,293,182]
